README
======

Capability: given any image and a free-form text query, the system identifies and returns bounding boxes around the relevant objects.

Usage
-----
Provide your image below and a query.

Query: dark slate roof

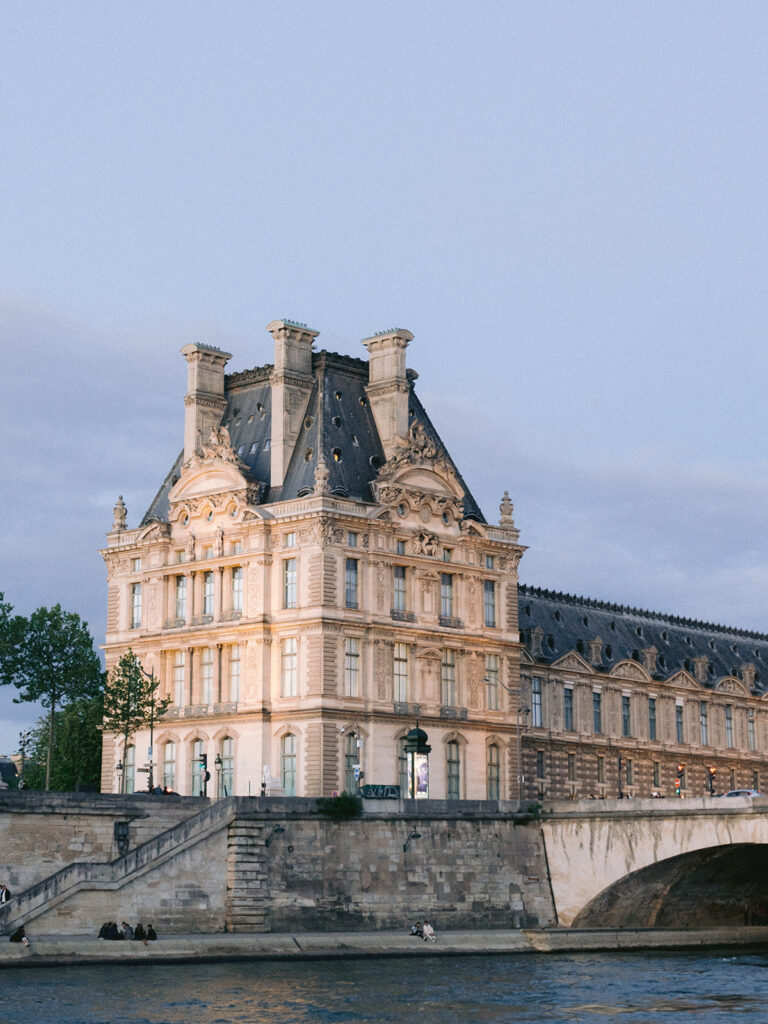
[519,584,768,693]
[142,350,485,524]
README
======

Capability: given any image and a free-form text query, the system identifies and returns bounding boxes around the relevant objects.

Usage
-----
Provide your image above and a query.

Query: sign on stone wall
[360,784,401,799]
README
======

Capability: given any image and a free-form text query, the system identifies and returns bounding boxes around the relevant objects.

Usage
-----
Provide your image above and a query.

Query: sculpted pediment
[138,521,171,544]
[414,646,442,660]
[667,669,700,690]
[715,677,751,697]
[520,648,537,666]
[610,660,651,683]
[552,651,593,674]
[170,427,257,505]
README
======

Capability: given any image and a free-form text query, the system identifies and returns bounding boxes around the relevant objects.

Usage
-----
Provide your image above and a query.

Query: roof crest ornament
[112,495,127,532]
[498,490,519,540]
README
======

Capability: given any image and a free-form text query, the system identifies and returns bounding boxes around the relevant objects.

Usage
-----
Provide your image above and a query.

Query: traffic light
[707,766,717,795]
[674,777,681,795]
[677,763,685,775]
[199,753,208,770]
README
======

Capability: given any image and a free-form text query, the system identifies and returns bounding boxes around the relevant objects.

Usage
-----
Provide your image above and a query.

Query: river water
[4,950,768,1024]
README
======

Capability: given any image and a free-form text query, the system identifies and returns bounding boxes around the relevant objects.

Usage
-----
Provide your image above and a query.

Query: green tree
[9,604,101,790]
[20,691,104,791]
[102,651,171,792]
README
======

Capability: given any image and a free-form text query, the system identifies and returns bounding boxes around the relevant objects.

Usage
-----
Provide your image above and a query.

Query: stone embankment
[2,927,767,968]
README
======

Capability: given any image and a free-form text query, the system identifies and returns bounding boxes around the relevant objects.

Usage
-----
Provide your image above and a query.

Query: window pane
[282,637,298,697]
[345,638,360,697]
[447,741,460,799]
[440,574,453,617]
[441,649,456,706]
[394,643,408,702]
[487,744,500,799]
[564,688,574,731]
[283,559,297,608]
[281,734,296,795]
[485,655,499,711]
[483,580,496,627]
[229,645,241,702]
[393,566,406,612]
[345,559,359,609]
[231,567,243,611]
[532,677,543,728]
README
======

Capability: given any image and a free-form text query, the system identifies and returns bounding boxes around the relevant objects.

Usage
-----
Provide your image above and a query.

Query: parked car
[723,789,763,798]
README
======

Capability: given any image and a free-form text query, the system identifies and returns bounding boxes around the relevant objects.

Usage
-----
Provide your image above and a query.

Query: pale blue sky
[2,2,767,754]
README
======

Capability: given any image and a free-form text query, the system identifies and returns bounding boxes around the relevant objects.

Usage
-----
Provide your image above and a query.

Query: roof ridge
[518,583,768,643]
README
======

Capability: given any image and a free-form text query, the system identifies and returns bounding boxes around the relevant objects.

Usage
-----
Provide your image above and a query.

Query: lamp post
[138,664,158,792]
[214,753,223,798]
[115,759,124,793]
[617,756,625,799]
[18,730,29,787]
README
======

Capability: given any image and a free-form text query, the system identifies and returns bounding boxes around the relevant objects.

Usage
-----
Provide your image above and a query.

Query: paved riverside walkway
[2,927,768,967]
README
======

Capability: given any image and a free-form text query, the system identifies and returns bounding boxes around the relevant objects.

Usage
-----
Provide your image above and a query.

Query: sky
[1,2,767,755]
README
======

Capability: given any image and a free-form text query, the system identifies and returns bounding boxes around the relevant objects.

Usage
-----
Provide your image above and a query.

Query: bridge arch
[541,798,768,926]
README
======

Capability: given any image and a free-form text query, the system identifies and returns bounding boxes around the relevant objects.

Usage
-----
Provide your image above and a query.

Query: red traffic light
[708,766,717,775]
[677,764,685,773]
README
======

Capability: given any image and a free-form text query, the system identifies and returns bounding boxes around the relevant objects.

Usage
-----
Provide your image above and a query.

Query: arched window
[124,745,135,794]
[281,734,297,796]
[191,738,204,796]
[446,740,460,799]
[163,742,176,791]
[344,733,358,792]
[487,744,500,800]
[220,737,234,797]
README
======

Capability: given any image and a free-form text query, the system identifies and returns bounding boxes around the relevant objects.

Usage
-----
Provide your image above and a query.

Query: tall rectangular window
[281,735,296,796]
[648,697,657,741]
[398,739,408,793]
[753,771,760,791]
[191,739,203,796]
[345,558,359,609]
[536,750,545,779]
[281,638,297,697]
[163,742,176,791]
[483,580,496,627]
[564,687,574,731]
[593,691,602,734]
[485,655,500,711]
[394,643,408,702]
[567,753,576,782]
[748,709,756,751]
[173,651,185,707]
[231,567,243,611]
[447,740,460,799]
[229,645,241,702]
[203,571,214,615]
[487,744,500,799]
[130,583,142,629]
[344,637,360,697]
[725,704,733,748]
[440,573,453,617]
[622,695,631,738]
[283,558,297,608]
[597,755,605,784]
[441,649,456,707]
[532,677,543,728]
[393,565,406,612]
[700,701,709,746]
[653,761,661,788]
[220,737,234,797]
[175,576,187,619]
[626,759,634,786]
[344,733,358,792]
[676,703,685,743]
[201,648,213,705]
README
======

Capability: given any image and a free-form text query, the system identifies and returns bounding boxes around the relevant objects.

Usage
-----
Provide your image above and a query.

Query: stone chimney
[181,343,232,461]
[267,319,319,489]
[641,646,658,675]
[362,328,414,459]
[588,636,604,667]
[692,655,709,684]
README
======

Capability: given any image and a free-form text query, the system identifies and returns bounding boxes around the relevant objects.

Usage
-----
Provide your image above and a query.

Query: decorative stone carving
[185,533,196,562]
[200,426,242,467]
[314,452,331,495]
[413,530,438,557]
[376,642,387,700]
[214,529,224,558]
[103,552,130,576]
[112,496,127,532]
[376,565,385,612]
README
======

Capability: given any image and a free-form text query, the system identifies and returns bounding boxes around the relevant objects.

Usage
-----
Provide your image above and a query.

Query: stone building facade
[101,322,525,799]
[101,319,768,801]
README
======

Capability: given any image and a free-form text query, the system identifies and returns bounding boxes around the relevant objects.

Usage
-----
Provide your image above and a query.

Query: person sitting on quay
[422,920,436,942]
[121,921,134,940]
[146,924,157,941]
[410,921,424,938]
[134,923,146,941]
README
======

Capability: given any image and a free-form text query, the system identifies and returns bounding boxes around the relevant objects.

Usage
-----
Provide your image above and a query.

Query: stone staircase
[0,797,241,934]
[226,819,271,932]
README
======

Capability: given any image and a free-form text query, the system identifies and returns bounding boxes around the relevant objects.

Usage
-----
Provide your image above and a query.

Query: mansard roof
[519,584,768,694]
[141,349,485,525]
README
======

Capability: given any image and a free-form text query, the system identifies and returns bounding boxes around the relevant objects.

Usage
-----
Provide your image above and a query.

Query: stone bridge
[541,795,768,928]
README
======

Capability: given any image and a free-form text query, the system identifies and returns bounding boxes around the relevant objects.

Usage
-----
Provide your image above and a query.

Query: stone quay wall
[0,794,555,936]
[0,791,207,893]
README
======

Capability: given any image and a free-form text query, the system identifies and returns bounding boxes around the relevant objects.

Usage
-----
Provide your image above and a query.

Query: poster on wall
[408,753,429,799]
